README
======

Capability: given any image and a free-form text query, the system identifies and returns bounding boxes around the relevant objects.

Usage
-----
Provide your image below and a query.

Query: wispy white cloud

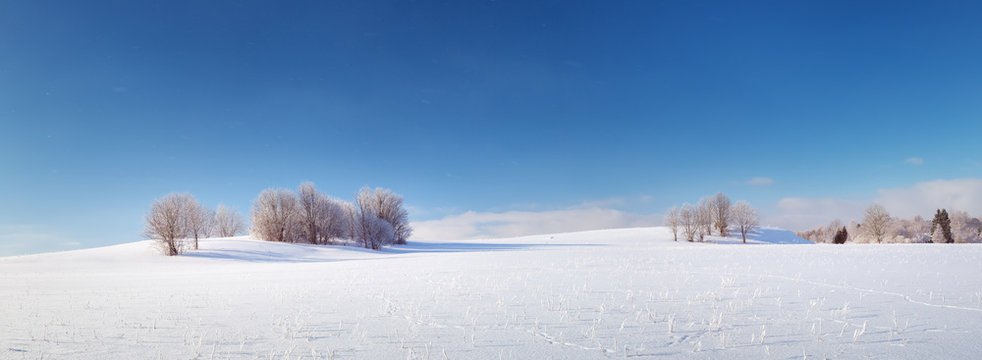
[572,197,628,209]
[0,243,26,257]
[0,224,78,257]
[767,197,866,231]
[905,157,924,165]
[411,207,661,241]
[572,195,655,209]
[405,205,461,219]
[876,178,982,218]
[745,177,775,186]
[766,178,982,231]
[58,241,82,248]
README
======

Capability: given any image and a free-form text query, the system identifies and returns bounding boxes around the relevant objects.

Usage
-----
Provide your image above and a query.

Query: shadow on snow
[383,241,604,254]
[181,240,603,263]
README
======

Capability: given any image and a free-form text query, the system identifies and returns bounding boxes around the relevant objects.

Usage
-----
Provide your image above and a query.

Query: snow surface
[2,228,982,359]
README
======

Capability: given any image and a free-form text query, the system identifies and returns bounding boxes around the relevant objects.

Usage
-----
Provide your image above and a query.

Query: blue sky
[2,1,982,255]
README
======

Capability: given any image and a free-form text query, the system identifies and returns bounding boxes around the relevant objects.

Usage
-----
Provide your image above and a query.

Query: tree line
[144,182,411,255]
[797,204,982,244]
[663,192,760,243]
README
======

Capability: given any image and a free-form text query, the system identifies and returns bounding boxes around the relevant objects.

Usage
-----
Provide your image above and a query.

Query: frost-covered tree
[352,210,395,250]
[798,220,845,244]
[862,204,891,243]
[213,204,246,237]
[970,217,982,243]
[912,215,932,242]
[731,201,759,244]
[695,198,712,241]
[184,196,212,250]
[893,216,925,242]
[338,200,359,241]
[709,192,732,237]
[319,196,349,245]
[664,206,681,242]
[949,210,979,243]
[680,203,697,242]
[930,209,942,242]
[251,188,299,243]
[144,193,193,256]
[846,220,861,243]
[796,225,825,243]
[292,182,351,245]
[296,182,330,244]
[355,186,412,244]
[930,225,945,245]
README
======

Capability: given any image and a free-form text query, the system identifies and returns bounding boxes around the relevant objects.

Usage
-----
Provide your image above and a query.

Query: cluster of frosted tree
[664,192,760,243]
[797,204,982,244]
[144,193,246,256]
[251,182,411,250]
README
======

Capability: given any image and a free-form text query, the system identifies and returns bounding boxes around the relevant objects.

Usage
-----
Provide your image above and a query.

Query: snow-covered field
[3,227,982,359]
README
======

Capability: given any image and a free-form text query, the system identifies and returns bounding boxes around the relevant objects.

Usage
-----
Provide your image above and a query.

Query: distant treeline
[798,205,982,244]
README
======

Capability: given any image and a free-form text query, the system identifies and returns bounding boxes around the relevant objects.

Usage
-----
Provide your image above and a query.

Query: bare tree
[355,186,412,244]
[338,200,360,241]
[352,211,395,250]
[291,182,352,245]
[184,196,211,250]
[801,219,842,243]
[949,210,977,243]
[709,192,732,237]
[695,198,712,241]
[862,204,891,243]
[144,193,192,256]
[680,203,697,242]
[251,188,299,242]
[732,201,759,244]
[296,182,328,244]
[213,204,246,237]
[664,206,681,242]
[318,196,349,245]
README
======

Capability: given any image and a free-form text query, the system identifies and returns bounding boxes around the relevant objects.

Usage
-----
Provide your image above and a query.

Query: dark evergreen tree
[833,226,848,244]
[941,209,953,243]
[931,209,954,243]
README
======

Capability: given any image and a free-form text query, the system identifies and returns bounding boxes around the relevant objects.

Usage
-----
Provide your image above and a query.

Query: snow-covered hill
[2,227,981,359]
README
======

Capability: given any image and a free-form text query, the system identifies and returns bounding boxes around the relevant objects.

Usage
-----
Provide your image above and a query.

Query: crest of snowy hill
[0,226,811,268]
